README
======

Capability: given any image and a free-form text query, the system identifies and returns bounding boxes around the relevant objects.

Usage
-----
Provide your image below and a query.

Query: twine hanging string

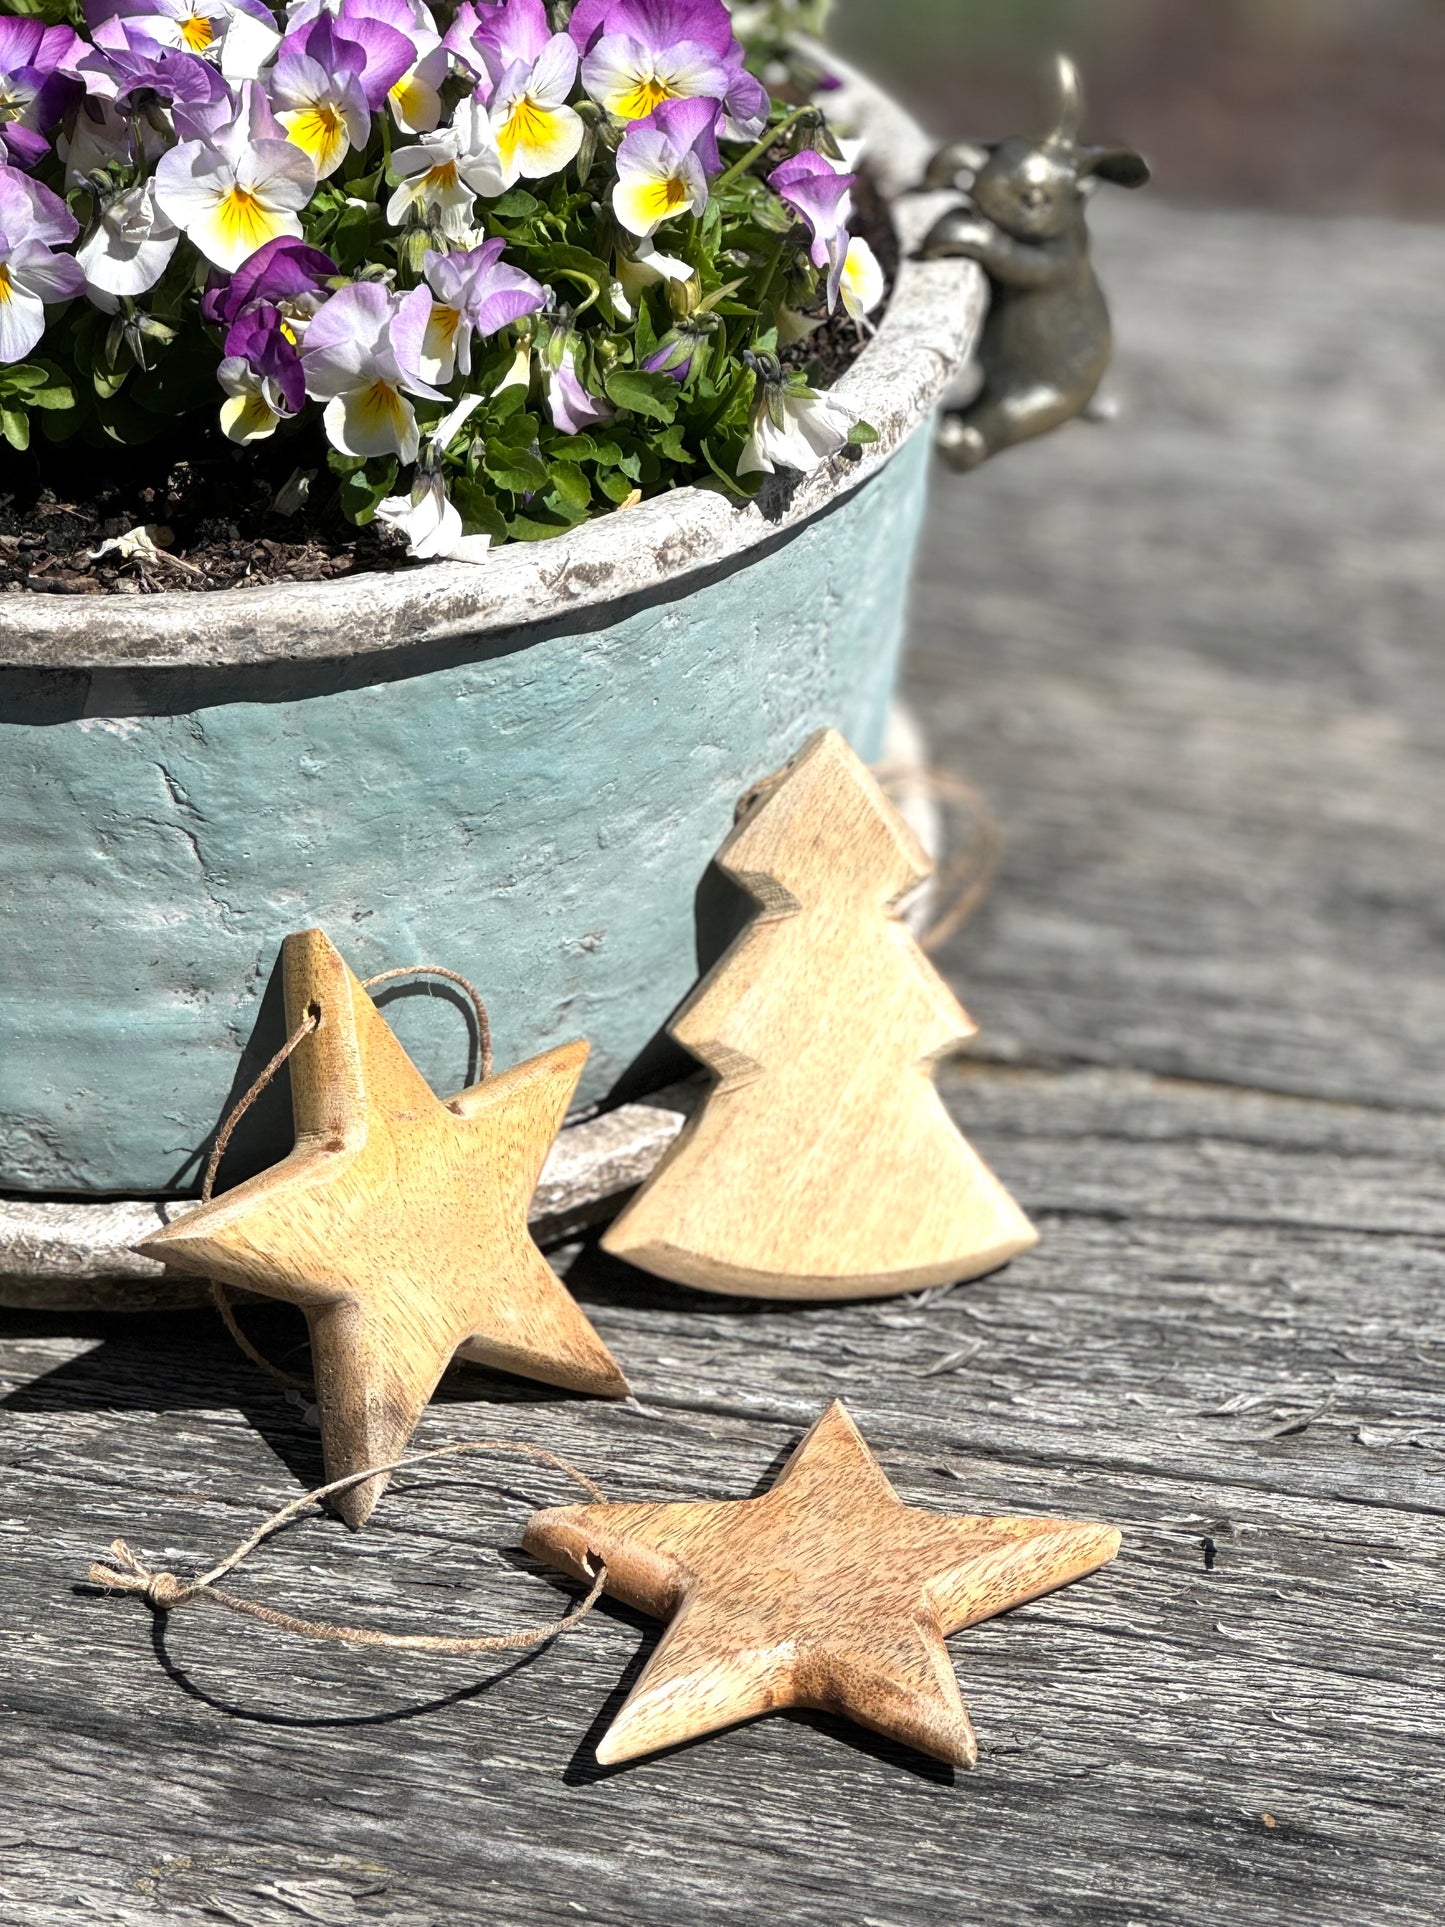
[871,764,1003,954]
[736,760,1003,954]
[89,1440,607,1655]
[200,964,492,1399]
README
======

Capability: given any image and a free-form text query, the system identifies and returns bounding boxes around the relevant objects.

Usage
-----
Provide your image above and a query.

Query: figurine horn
[1046,54,1084,150]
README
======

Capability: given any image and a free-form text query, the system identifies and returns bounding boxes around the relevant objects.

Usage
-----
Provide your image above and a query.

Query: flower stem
[714,106,816,196]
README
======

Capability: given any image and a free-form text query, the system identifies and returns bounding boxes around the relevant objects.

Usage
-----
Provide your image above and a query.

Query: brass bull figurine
[920,58,1150,471]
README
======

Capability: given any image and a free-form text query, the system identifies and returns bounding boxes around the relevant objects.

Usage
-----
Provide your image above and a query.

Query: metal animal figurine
[920,57,1150,471]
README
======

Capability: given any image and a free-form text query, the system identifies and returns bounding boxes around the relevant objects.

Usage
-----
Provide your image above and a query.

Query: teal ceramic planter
[0,73,984,1200]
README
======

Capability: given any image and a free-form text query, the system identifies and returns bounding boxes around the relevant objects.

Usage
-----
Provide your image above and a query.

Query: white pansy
[76,179,180,299]
[738,382,857,476]
[386,96,504,238]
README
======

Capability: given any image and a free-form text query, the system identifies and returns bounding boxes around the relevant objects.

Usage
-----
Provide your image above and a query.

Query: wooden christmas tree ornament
[525,1399,1120,1767]
[602,728,1038,1299]
[138,930,629,1528]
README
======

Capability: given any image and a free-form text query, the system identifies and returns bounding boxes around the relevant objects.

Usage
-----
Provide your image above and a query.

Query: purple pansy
[612,94,718,237]
[547,342,614,435]
[769,148,856,312]
[224,300,306,415]
[201,233,337,328]
[275,9,413,115]
[299,278,442,464]
[0,18,84,170]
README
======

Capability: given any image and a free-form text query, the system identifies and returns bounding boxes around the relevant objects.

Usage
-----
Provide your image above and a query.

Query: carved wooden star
[140,929,629,1528]
[525,1400,1119,1766]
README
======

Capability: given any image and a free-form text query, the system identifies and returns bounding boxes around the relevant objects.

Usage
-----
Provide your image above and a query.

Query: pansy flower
[155,82,317,271]
[769,147,856,312]
[387,96,505,237]
[299,277,442,463]
[0,164,86,364]
[217,300,305,442]
[612,94,716,238]
[570,0,766,139]
[92,0,281,84]
[738,354,856,475]
[270,15,409,178]
[76,176,180,299]
[839,235,885,324]
[464,1,586,185]
[546,340,613,435]
[201,233,336,326]
[0,19,83,171]
[416,237,544,384]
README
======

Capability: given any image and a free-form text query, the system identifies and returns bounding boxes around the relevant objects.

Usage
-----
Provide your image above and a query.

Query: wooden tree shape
[602,730,1038,1299]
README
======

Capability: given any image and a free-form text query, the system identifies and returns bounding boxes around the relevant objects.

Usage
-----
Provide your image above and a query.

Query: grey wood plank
[913,200,1445,1113]
[4,200,1444,1926]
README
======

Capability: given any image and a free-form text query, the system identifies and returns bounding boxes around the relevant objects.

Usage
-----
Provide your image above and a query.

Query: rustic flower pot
[0,68,983,1284]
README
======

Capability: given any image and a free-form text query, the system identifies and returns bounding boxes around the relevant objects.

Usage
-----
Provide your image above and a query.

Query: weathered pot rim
[0,59,982,672]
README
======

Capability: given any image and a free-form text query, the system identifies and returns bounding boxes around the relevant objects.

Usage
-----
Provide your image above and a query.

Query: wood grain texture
[1,203,1443,1927]
[603,729,1037,1298]
[137,930,628,1527]
[526,1398,1118,1766]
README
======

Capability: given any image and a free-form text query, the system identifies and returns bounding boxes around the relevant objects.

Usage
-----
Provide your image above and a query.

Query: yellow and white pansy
[270,54,370,180]
[612,96,716,238]
[105,0,280,82]
[581,33,730,122]
[388,42,449,134]
[839,236,886,324]
[299,280,443,465]
[489,35,586,185]
[386,96,505,239]
[153,91,316,272]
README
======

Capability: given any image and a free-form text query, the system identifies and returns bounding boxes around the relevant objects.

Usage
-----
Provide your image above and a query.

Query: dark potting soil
[0,180,898,597]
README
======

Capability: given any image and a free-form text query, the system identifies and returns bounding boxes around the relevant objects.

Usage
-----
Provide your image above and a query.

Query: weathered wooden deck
[3,200,1443,1925]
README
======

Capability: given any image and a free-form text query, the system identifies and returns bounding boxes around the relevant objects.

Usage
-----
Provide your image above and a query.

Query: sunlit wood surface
[2,199,1442,1924]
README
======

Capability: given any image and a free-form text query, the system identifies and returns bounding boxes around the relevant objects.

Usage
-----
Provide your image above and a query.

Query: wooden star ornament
[524,1400,1120,1767]
[139,930,629,1528]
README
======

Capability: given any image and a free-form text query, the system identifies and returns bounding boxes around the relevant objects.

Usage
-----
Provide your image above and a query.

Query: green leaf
[547,433,598,461]
[595,469,638,504]
[450,478,508,541]
[700,436,759,499]
[849,419,880,445]
[328,448,368,477]
[547,461,591,514]
[603,369,678,423]
[482,438,550,494]
[655,421,689,463]
[489,382,529,424]
[339,458,398,526]
[24,361,77,411]
[490,187,542,218]
[40,395,87,444]
[0,406,29,452]
[506,512,570,542]
[330,201,380,273]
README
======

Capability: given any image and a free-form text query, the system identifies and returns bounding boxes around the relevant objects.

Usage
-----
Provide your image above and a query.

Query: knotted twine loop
[871,764,1003,954]
[735,762,1002,955]
[201,964,492,1399]
[89,1440,607,1655]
